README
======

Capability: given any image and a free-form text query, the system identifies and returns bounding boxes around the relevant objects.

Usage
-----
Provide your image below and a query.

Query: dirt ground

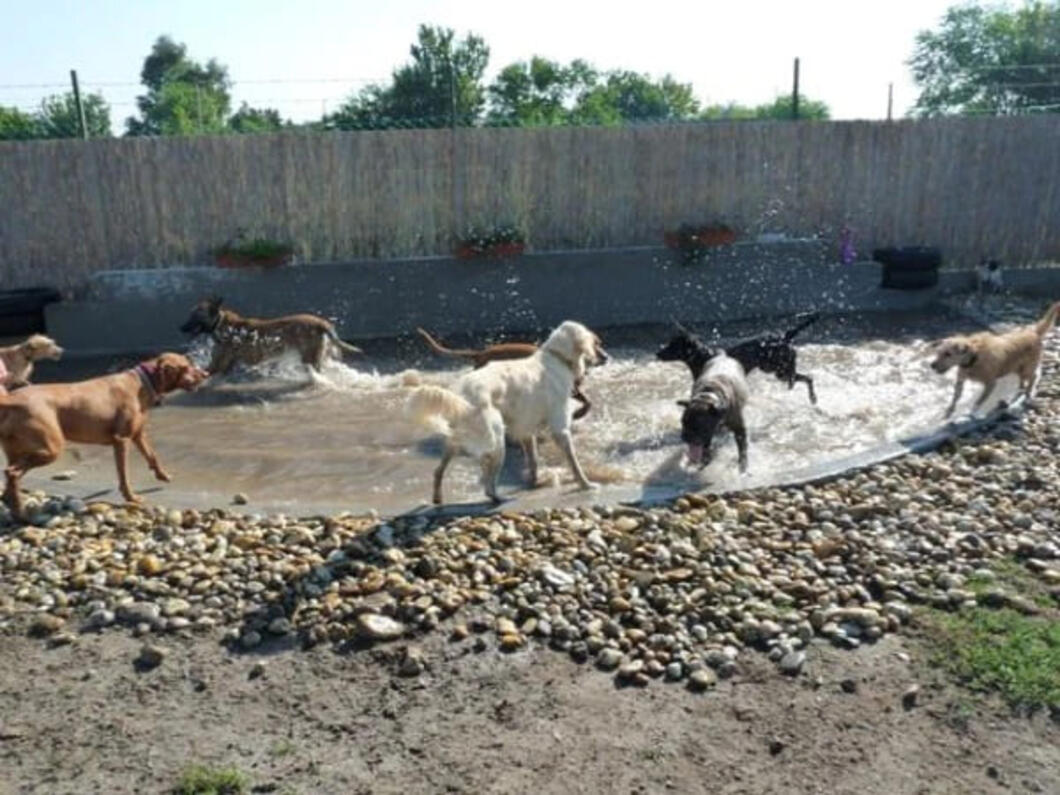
[1,622,1057,795]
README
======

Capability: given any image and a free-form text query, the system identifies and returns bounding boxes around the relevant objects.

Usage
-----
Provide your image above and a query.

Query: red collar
[133,363,163,407]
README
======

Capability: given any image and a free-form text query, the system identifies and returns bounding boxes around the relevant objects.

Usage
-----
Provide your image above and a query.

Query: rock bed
[2,300,1058,689]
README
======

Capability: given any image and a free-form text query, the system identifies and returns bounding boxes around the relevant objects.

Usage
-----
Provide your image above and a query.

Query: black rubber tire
[873,247,942,290]
[0,287,62,336]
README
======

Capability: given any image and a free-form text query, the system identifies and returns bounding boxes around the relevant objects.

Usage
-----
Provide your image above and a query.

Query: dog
[657,313,818,404]
[678,353,750,473]
[976,258,1004,296]
[180,296,362,376]
[0,353,207,519]
[406,321,608,505]
[416,327,593,420]
[0,334,63,390]
[930,301,1059,418]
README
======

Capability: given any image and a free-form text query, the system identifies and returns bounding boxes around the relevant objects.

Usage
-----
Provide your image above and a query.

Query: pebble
[356,614,406,642]
[596,648,622,671]
[688,669,718,692]
[3,314,1059,691]
[778,651,806,676]
[136,644,166,670]
[232,493,249,505]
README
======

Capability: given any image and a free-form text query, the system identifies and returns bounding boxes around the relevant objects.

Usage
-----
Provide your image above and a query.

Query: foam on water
[41,311,1020,514]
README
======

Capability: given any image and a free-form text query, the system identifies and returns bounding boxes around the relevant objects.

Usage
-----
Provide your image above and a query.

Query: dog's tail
[783,312,820,342]
[1035,301,1060,337]
[405,385,476,436]
[416,328,481,361]
[325,328,362,356]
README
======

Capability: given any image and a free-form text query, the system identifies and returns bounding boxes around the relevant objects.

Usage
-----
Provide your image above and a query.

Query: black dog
[657,314,819,404]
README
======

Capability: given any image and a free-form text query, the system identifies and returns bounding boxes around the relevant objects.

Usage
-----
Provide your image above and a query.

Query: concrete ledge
[44,245,1060,356]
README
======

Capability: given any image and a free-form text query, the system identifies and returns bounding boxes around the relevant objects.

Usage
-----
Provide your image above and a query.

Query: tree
[228,103,286,133]
[34,92,112,138]
[910,1,1060,116]
[327,25,490,129]
[0,106,38,140]
[486,57,596,125]
[570,71,700,124]
[127,35,232,135]
[699,95,830,121]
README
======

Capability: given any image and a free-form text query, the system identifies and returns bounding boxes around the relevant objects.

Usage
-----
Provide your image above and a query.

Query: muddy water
[28,310,1016,516]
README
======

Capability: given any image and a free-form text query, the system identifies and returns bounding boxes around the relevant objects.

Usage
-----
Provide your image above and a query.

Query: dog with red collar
[0,352,207,519]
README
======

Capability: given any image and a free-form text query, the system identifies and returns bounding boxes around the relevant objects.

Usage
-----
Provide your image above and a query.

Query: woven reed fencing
[1,116,1058,290]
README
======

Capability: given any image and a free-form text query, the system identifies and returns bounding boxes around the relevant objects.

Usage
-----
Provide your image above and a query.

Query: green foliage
[929,607,1060,710]
[456,223,525,256]
[227,103,286,134]
[215,236,294,261]
[127,35,232,135]
[0,105,38,140]
[173,764,250,795]
[570,71,700,124]
[326,25,489,130]
[910,1,1060,116]
[0,93,112,141]
[700,94,830,121]
[487,57,596,126]
[34,92,112,138]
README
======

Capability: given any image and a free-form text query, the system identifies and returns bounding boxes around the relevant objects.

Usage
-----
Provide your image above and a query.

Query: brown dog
[931,301,1059,417]
[416,327,593,420]
[180,296,362,376]
[0,352,207,518]
[0,334,63,390]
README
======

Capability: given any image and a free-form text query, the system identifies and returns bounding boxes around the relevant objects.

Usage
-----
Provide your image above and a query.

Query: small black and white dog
[657,313,819,404]
[976,258,1004,296]
[677,353,750,472]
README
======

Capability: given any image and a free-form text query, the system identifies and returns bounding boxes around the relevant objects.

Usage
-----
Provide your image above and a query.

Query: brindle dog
[180,296,362,376]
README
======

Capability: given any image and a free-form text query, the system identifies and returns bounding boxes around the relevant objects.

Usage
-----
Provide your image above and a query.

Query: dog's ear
[208,295,224,310]
[676,399,690,408]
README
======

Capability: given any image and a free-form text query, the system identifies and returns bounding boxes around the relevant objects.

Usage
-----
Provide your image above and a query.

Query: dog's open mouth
[686,443,705,465]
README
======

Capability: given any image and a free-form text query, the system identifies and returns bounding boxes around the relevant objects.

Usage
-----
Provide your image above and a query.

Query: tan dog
[931,301,1059,417]
[0,352,207,519]
[0,334,63,390]
[180,296,362,376]
[416,327,593,420]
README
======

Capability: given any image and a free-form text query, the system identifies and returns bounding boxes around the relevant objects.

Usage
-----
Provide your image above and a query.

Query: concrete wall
[44,241,1060,356]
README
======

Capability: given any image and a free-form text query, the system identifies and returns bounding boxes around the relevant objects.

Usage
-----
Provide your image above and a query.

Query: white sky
[2,0,959,125]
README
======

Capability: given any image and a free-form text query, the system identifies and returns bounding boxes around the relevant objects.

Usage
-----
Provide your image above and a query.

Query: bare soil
[1,623,1057,795]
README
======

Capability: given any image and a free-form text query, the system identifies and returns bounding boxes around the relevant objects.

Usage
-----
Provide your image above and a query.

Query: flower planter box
[215,253,293,269]
[455,242,526,260]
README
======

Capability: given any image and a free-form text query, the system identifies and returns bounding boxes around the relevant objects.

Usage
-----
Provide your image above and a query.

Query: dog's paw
[580,481,600,492]
[154,470,172,483]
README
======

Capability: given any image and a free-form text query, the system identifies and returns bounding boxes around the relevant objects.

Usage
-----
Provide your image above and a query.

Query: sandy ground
[1,622,1057,795]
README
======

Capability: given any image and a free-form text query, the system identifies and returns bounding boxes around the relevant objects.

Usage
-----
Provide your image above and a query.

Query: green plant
[664,222,737,264]
[215,237,294,261]
[456,223,526,258]
[174,764,250,795]
[926,607,1060,711]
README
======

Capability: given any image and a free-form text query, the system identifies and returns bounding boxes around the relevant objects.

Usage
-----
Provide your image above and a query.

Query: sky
[1,0,959,126]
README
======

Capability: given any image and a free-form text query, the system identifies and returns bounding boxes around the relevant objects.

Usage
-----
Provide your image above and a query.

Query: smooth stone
[356,614,406,641]
[778,651,806,676]
[688,669,718,692]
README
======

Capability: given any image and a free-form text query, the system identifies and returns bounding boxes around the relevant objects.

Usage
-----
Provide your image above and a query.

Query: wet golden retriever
[930,301,1059,417]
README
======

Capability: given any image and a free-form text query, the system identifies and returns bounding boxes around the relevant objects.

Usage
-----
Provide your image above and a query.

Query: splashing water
[37,310,1015,515]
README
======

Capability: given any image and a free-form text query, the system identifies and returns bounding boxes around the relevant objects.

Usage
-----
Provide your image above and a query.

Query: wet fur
[0,335,63,390]
[0,353,207,519]
[931,301,1059,417]
[180,297,362,376]
[416,327,593,420]
[657,314,818,404]
[406,321,608,505]
[678,353,750,472]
